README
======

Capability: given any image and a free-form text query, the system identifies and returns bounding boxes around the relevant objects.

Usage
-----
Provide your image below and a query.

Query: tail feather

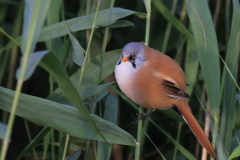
[177,101,217,158]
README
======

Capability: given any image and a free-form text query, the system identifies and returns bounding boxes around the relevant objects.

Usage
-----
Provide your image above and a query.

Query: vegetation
[0,0,239,159]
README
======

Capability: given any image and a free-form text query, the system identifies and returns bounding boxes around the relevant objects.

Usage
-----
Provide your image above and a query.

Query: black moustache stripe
[132,62,136,68]
[117,60,121,65]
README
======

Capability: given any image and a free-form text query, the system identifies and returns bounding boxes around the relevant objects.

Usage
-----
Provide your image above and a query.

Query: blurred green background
[0,0,240,159]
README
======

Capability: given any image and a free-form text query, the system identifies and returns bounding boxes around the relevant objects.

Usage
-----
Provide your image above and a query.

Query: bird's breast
[115,62,138,101]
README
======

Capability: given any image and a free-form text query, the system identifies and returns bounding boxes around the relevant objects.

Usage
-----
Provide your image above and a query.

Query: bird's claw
[137,115,149,120]
[132,114,149,124]
[132,109,155,124]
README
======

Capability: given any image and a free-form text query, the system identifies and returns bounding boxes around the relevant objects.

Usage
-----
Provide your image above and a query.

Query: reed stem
[62,134,70,160]
[78,1,101,91]
[161,0,178,53]
[0,1,42,159]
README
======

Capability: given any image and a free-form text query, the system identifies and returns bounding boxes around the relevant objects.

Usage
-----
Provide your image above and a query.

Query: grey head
[116,42,146,69]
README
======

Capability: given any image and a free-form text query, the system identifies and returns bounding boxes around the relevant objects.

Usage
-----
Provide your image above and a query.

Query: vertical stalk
[135,1,151,159]
[140,108,152,154]
[7,46,18,89]
[24,120,38,160]
[0,52,9,86]
[50,76,53,93]
[77,0,86,17]
[62,134,70,160]
[213,0,221,28]
[58,132,63,160]
[62,1,101,160]
[43,131,51,160]
[175,2,187,64]
[86,0,91,60]
[144,14,150,46]
[173,123,182,160]
[0,0,42,158]
[174,36,187,64]
[134,142,140,160]
[84,140,92,160]
[47,28,54,158]
[7,1,23,90]
[210,118,218,160]
[82,2,101,159]
[102,28,110,53]
[47,74,54,160]
[59,4,67,158]
[196,86,206,158]
[78,1,101,91]
[98,0,117,157]
[51,129,55,160]
[0,51,10,152]
[137,107,144,142]
[102,0,115,53]
[225,0,230,44]
[61,2,66,42]
[135,106,143,160]
[1,81,24,159]
[202,105,210,160]
[161,0,178,53]
[49,75,55,159]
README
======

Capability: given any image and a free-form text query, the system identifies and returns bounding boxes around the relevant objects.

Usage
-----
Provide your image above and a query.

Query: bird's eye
[132,54,136,58]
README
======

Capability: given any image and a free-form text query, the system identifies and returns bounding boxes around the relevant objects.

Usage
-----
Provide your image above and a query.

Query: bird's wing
[162,80,190,100]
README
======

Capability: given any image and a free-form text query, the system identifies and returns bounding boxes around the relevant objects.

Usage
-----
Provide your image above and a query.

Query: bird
[114,42,217,158]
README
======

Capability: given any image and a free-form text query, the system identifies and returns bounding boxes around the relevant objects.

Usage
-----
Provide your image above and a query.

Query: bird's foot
[131,114,149,124]
[136,113,150,120]
[132,109,156,124]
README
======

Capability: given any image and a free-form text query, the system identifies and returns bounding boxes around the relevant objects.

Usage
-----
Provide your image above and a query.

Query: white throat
[115,62,138,97]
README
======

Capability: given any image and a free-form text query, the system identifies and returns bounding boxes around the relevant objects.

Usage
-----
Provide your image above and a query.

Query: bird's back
[144,46,187,90]
[132,46,188,109]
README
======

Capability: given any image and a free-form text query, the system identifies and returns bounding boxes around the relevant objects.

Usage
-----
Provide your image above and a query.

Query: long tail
[176,101,217,158]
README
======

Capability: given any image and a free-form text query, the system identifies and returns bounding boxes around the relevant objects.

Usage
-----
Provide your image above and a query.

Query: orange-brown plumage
[115,42,217,158]
[132,46,188,108]
[177,101,217,158]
